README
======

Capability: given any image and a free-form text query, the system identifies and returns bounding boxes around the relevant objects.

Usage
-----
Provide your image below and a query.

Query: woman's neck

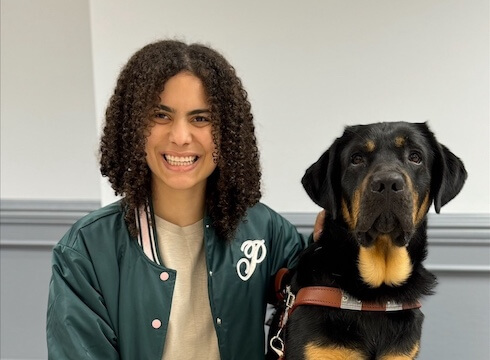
[151,184,206,227]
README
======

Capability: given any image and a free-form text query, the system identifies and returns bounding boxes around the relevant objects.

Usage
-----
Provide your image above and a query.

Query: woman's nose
[169,119,192,145]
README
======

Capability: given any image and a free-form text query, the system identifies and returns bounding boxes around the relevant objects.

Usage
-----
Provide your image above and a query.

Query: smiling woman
[98,40,263,241]
[145,72,218,226]
[46,39,311,360]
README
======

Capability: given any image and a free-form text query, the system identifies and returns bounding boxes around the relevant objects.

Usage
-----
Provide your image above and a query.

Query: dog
[268,122,467,360]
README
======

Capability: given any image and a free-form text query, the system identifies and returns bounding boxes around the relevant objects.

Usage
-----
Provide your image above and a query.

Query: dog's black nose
[371,172,405,194]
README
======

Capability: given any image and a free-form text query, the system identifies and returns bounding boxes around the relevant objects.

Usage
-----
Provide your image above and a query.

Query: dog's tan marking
[365,140,376,152]
[403,170,417,227]
[413,193,430,226]
[405,174,430,226]
[380,342,420,360]
[341,190,361,230]
[305,343,366,360]
[358,235,389,287]
[342,173,371,230]
[394,136,406,147]
[385,242,413,286]
[358,235,412,287]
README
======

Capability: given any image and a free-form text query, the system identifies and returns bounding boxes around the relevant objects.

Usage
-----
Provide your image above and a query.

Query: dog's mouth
[355,212,413,247]
[373,212,398,233]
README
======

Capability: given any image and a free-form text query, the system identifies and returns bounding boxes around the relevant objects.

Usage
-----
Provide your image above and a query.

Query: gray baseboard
[1,200,489,360]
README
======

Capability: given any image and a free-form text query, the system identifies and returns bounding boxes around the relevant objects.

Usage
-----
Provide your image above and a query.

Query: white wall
[1,0,488,214]
[0,0,100,201]
[89,0,489,214]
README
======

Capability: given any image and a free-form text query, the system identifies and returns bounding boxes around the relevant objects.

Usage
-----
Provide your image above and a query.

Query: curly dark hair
[99,40,261,241]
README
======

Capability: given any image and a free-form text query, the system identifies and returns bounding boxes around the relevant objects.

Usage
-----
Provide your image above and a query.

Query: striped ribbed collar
[135,201,162,265]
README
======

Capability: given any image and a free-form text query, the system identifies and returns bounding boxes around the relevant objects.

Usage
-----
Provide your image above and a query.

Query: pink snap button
[152,319,162,329]
[160,272,169,281]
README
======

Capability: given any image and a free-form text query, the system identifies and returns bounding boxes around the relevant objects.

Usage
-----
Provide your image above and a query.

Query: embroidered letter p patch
[237,239,267,281]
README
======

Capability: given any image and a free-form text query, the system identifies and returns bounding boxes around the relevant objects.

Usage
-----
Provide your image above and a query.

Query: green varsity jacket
[46,201,308,359]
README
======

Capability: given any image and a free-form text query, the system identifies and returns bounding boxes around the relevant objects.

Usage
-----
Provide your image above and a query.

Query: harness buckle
[285,285,295,309]
[270,285,296,358]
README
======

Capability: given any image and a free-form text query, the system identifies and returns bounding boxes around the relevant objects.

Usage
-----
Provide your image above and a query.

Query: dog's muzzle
[356,170,414,247]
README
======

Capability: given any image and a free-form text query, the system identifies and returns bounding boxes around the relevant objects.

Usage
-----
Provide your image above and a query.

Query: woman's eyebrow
[156,104,174,112]
[156,104,210,116]
[187,109,211,116]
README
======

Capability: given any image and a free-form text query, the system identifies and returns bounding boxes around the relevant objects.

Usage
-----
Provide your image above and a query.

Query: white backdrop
[90,0,489,214]
[1,0,100,201]
[2,0,487,214]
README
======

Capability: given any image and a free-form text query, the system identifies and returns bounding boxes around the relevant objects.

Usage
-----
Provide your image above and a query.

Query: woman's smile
[164,154,199,166]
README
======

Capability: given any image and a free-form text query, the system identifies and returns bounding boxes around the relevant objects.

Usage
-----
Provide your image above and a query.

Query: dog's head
[302,122,467,247]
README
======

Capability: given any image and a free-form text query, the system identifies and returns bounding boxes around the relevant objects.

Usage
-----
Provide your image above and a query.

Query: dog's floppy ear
[422,124,467,213]
[302,138,341,219]
[432,143,467,213]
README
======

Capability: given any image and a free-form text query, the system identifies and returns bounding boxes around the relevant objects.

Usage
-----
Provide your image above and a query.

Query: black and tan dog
[268,122,466,360]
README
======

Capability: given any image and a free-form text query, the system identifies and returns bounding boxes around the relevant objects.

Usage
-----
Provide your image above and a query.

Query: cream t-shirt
[155,216,220,360]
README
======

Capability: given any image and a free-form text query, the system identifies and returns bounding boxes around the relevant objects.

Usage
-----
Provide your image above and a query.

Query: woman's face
[145,71,217,196]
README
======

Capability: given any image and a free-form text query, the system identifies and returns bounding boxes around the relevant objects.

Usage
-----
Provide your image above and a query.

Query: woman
[47,40,310,359]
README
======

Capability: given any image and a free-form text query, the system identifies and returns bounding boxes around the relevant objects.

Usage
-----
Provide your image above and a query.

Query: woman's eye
[351,153,364,165]
[408,151,422,164]
[192,116,211,126]
[153,112,170,123]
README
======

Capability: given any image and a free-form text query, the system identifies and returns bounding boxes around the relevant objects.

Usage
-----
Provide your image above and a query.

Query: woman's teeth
[164,155,198,166]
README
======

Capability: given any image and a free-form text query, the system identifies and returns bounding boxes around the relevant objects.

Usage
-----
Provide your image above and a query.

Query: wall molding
[280,212,490,274]
[0,199,100,224]
[281,212,490,239]
[1,199,100,247]
[1,200,489,273]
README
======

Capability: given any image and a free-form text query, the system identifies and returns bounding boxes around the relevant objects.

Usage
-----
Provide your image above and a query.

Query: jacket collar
[135,201,162,265]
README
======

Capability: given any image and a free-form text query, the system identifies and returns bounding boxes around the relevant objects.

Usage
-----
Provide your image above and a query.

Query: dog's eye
[408,151,422,164]
[351,153,364,165]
